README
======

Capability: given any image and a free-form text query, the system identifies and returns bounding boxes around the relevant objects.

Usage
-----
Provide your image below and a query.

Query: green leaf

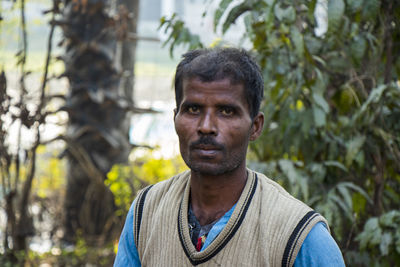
[309,163,327,182]
[364,217,379,232]
[305,36,323,55]
[380,210,400,227]
[369,223,382,246]
[264,0,275,6]
[323,161,348,172]
[214,0,234,31]
[312,93,330,113]
[278,159,297,184]
[222,3,251,34]
[274,4,296,23]
[354,150,365,168]
[341,182,371,203]
[353,192,367,215]
[328,0,345,32]
[347,0,364,13]
[337,183,353,213]
[313,105,326,127]
[301,110,313,135]
[380,233,393,256]
[329,193,352,220]
[345,135,366,166]
[353,84,387,122]
[290,26,304,59]
[361,0,380,20]
[351,35,367,64]
[308,0,318,18]
[396,229,400,254]
[327,54,349,71]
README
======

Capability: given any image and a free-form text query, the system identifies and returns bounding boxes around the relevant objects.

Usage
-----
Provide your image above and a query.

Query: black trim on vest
[178,174,259,266]
[134,185,153,245]
[281,210,319,267]
[177,200,193,263]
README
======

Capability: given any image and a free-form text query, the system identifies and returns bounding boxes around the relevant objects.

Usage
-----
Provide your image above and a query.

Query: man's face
[174,77,263,176]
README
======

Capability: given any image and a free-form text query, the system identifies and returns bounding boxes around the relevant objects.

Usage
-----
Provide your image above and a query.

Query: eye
[220,107,234,116]
[187,105,200,114]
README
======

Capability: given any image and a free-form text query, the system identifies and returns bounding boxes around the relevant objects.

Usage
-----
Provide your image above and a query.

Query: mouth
[191,144,222,158]
[193,144,220,150]
[189,137,224,158]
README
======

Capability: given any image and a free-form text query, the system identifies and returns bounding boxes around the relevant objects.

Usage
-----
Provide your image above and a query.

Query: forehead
[181,77,248,105]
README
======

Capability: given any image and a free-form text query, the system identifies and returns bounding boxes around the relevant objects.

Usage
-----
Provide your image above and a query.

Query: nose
[197,110,217,136]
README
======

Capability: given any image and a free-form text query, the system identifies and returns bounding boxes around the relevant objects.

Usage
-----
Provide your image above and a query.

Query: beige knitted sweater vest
[133,169,328,267]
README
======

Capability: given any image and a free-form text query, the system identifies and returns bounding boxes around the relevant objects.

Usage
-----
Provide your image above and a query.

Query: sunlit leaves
[105,153,187,214]
[158,0,400,264]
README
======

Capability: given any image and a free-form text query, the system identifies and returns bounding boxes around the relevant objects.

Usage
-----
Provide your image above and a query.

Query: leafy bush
[159,0,400,264]
[105,151,187,215]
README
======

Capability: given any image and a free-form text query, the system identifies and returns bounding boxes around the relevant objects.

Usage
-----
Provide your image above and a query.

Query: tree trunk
[117,0,140,104]
[61,0,133,244]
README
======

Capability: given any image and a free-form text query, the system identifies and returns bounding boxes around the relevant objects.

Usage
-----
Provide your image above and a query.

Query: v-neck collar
[177,170,259,265]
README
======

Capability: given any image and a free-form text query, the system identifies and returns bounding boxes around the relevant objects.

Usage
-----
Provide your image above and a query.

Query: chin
[188,162,240,176]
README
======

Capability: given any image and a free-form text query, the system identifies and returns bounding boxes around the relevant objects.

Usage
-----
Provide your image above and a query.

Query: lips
[193,144,220,150]
[191,143,222,158]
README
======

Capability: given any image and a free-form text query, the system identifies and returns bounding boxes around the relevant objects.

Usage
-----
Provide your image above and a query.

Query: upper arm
[294,222,346,267]
[113,201,141,267]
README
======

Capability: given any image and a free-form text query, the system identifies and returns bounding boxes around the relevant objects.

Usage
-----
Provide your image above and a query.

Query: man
[114,48,345,266]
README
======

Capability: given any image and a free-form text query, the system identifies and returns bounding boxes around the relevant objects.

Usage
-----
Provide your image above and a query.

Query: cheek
[175,117,191,142]
[225,126,251,148]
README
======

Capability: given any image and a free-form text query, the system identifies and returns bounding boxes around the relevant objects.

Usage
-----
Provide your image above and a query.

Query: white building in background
[138,0,246,46]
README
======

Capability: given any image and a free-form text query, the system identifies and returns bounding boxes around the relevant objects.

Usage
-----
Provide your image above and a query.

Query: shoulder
[249,169,332,266]
[252,169,317,217]
[137,170,190,206]
[114,201,141,266]
[294,222,346,267]
[143,170,190,195]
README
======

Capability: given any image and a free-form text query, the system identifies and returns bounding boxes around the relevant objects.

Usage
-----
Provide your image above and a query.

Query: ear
[173,108,177,120]
[249,112,264,141]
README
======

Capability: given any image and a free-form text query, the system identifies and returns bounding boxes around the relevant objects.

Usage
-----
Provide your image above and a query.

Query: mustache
[190,136,225,150]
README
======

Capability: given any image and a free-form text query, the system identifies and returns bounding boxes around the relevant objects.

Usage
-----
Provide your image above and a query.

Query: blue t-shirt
[114,201,345,266]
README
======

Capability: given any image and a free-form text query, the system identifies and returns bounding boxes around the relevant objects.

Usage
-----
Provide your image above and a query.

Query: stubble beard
[182,150,245,176]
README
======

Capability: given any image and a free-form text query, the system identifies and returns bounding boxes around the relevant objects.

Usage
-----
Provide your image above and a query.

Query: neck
[189,165,248,226]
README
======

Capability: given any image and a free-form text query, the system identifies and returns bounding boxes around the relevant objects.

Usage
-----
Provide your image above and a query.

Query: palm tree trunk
[61,0,133,244]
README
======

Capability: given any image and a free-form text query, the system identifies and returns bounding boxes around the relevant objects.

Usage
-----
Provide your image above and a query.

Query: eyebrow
[216,103,240,109]
[179,101,202,110]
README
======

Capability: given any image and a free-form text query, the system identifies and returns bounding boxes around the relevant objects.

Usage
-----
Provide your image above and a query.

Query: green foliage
[132,153,187,185]
[159,0,400,264]
[105,152,187,215]
[33,145,66,198]
[159,14,204,57]
[356,210,400,265]
[0,236,116,266]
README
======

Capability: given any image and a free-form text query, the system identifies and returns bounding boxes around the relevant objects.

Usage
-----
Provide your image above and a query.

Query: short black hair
[174,47,264,119]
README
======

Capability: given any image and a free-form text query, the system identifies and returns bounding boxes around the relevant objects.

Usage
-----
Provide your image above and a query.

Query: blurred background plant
[160,0,400,265]
[1,0,399,265]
